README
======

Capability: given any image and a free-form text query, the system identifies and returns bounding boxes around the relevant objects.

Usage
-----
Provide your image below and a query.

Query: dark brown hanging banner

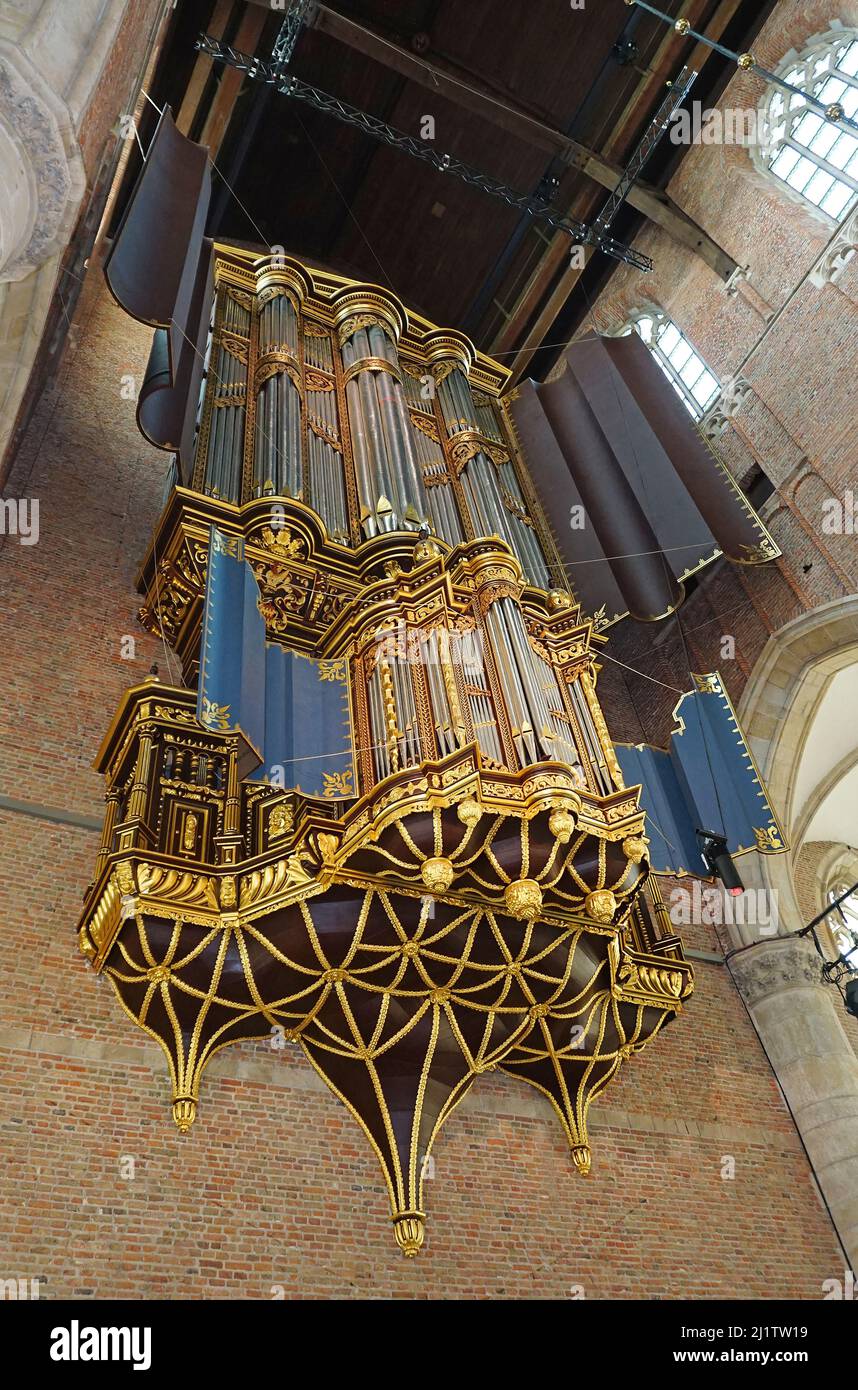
[507,331,778,625]
[597,333,778,564]
[104,109,213,472]
[537,367,683,622]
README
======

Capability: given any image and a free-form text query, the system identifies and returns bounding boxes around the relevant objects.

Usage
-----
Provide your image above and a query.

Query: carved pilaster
[810,205,858,289]
[700,374,754,440]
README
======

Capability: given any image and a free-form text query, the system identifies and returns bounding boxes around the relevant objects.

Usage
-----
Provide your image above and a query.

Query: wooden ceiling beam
[199,3,269,157]
[303,3,736,281]
[498,0,750,373]
[505,249,594,384]
[176,0,234,137]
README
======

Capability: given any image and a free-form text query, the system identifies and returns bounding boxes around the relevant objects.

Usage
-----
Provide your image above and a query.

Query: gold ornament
[547,588,572,610]
[114,861,136,895]
[585,889,617,925]
[826,102,844,122]
[421,857,455,892]
[737,52,755,70]
[269,803,293,839]
[549,806,576,843]
[172,1098,196,1134]
[457,797,483,827]
[571,1144,591,1176]
[675,17,690,34]
[393,1213,425,1258]
[316,832,339,864]
[414,536,442,565]
[182,812,198,851]
[622,835,649,865]
[505,878,543,921]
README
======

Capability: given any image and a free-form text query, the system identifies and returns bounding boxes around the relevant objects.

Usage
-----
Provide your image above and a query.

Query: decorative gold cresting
[79,244,693,1257]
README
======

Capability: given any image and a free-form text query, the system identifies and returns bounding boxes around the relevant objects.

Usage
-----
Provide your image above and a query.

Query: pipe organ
[80,244,693,1257]
[189,257,554,577]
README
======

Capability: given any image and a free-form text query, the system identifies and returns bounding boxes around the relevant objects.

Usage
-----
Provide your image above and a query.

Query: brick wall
[76,0,167,183]
[0,248,845,1296]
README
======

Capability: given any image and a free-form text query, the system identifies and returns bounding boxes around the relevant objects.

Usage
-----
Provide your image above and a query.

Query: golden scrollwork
[269,803,293,839]
[409,410,440,442]
[322,768,354,799]
[305,370,335,392]
[754,824,785,851]
[220,332,249,364]
[199,697,232,731]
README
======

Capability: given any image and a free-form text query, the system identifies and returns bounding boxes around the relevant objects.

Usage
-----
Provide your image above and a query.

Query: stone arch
[734,594,858,942]
[791,468,858,588]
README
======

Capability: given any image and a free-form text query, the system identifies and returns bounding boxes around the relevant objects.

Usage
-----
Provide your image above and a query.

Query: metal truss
[195,32,655,273]
[271,0,313,73]
[593,67,697,237]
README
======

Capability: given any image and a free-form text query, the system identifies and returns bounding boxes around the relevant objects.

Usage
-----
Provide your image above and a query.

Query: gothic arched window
[760,28,858,219]
[827,885,858,968]
[624,310,720,420]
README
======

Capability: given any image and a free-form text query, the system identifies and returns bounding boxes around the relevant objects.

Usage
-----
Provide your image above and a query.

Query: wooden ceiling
[141,0,774,376]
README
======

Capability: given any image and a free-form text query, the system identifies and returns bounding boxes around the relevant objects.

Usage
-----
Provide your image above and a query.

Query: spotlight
[696,829,743,895]
[613,38,640,66]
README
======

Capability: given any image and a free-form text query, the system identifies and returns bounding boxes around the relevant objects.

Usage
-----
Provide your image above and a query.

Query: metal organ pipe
[422,631,456,756]
[390,654,421,767]
[459,618,505,766]
[479,597,584,772]
[483,601,535,765]
[252,292,302,499]
[497,598,551,762]
[368,663,390,781]
[344,374,375,536]
[567,679,612,794]
[349,332,395,531]
[436,361,550,588]
[341,324,431,534]
[368,326,425,519]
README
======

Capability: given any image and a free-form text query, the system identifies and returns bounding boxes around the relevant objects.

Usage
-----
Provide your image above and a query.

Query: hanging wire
[628,0,858,138]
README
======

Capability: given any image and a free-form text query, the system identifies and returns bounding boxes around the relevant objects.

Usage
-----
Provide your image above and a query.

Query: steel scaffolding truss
[194,30,658,273]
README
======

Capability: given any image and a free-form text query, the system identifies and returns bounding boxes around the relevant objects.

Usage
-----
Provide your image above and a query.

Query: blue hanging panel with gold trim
[616,672,787,875]
[197,526,355,797]
[614,743,702,875]
[250,648,355,800]
[197,527,266,779]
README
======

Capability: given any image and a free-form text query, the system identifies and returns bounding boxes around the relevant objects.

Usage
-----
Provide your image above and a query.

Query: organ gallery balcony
[79,522,692,1257]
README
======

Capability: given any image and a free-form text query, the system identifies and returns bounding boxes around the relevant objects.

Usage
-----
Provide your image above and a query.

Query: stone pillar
[732,935,858,1270]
